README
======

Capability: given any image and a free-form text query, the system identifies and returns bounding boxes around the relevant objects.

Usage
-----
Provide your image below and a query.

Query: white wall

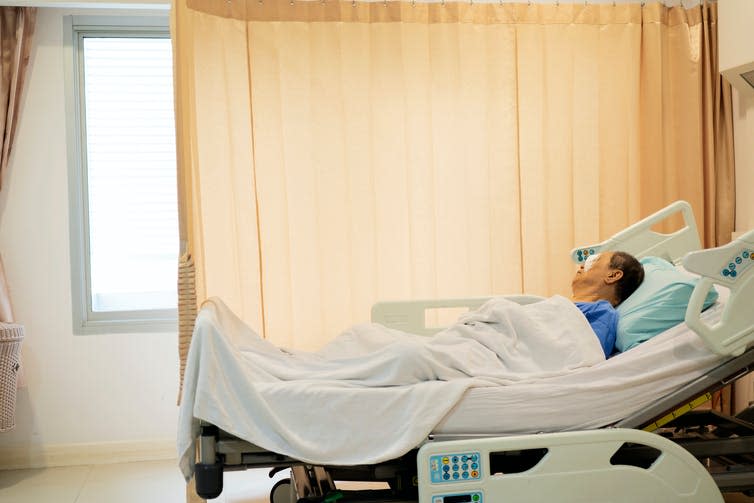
[0,7,178,468]
[733,89,754,235]
[720,0,754,233]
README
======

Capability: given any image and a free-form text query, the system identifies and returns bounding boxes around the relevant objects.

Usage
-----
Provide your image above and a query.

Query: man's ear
[605,269,624,285]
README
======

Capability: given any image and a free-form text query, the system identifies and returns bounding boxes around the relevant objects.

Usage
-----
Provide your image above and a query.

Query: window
[66,16,178,333]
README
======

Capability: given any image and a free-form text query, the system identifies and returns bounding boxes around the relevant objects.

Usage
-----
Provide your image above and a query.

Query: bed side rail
[371,295,544,336]
[418,428,723,502]
[683,229,754,356]
[570,200,701,265]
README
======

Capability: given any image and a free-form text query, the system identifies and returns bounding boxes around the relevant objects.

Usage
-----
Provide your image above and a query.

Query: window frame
[65,15,178,334]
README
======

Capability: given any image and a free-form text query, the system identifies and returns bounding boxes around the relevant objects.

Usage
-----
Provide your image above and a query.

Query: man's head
[571,251,644,306]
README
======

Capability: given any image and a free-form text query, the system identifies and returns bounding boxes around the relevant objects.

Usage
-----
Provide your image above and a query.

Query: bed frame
[190,201,754,502]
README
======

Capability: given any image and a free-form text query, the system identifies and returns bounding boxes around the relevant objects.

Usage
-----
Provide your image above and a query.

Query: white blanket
[178,295,604,479]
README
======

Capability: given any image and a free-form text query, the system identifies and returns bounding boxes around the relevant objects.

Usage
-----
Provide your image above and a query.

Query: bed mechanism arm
[683,229,754,357]
[570,200,700,264]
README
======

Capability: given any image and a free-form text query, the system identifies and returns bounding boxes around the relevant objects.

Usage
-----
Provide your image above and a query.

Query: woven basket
[0,322,24,432]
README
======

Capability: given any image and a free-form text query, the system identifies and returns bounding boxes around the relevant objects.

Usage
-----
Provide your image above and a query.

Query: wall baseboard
[0,439,176,470]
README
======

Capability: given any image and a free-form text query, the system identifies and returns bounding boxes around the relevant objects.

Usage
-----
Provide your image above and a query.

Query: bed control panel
[573,246,601,264]
[720,248,753,280]
[429,452,482,484]
[431,491,483,503]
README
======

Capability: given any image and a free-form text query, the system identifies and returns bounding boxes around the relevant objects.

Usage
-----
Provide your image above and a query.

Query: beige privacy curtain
[172,1,734,366]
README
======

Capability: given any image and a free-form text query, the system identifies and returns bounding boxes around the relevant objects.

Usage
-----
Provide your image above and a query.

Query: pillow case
[615,256,718,352]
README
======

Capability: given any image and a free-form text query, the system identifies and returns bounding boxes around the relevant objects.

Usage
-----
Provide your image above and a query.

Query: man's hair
[609,251,644,305]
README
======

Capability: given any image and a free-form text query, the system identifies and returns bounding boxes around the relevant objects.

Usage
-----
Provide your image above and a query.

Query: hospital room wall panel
[732,90,754,238]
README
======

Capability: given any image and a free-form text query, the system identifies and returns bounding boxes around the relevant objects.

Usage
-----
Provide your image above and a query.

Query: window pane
[82,37,177,313]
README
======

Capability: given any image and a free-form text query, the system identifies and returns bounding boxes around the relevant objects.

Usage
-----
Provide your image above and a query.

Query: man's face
[572,252,614,289]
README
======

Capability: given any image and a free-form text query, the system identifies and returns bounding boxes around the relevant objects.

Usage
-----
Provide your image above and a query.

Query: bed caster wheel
[195,462,223,499]
[270,478,295,503]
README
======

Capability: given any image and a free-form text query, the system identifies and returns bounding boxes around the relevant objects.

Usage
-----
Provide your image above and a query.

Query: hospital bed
[180,200,754,502]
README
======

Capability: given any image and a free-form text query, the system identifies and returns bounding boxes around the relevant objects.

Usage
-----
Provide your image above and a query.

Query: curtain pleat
[0,7,36,191]
[172,0,735,367]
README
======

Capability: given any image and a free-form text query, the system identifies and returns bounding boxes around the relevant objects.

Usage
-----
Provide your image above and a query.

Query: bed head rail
[570,200,701,265]
[683,229,754,357]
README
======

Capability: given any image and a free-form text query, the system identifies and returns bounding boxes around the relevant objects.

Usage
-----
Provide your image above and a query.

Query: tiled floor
[2,459,754,502]
[0,460,285,503]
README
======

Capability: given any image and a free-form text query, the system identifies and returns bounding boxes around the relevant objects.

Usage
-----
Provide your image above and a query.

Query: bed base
[195,425,728,502]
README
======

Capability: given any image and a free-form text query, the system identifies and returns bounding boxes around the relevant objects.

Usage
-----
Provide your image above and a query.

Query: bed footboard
[417,428,723,502]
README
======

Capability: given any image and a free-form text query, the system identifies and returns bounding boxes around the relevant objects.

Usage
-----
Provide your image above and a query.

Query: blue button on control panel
[430,452,482,484]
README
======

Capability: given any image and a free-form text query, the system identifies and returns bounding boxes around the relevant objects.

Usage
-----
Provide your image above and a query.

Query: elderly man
[571,251,645,356]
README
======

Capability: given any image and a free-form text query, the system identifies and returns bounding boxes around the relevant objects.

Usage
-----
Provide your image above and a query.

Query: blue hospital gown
[575,300,619,357]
